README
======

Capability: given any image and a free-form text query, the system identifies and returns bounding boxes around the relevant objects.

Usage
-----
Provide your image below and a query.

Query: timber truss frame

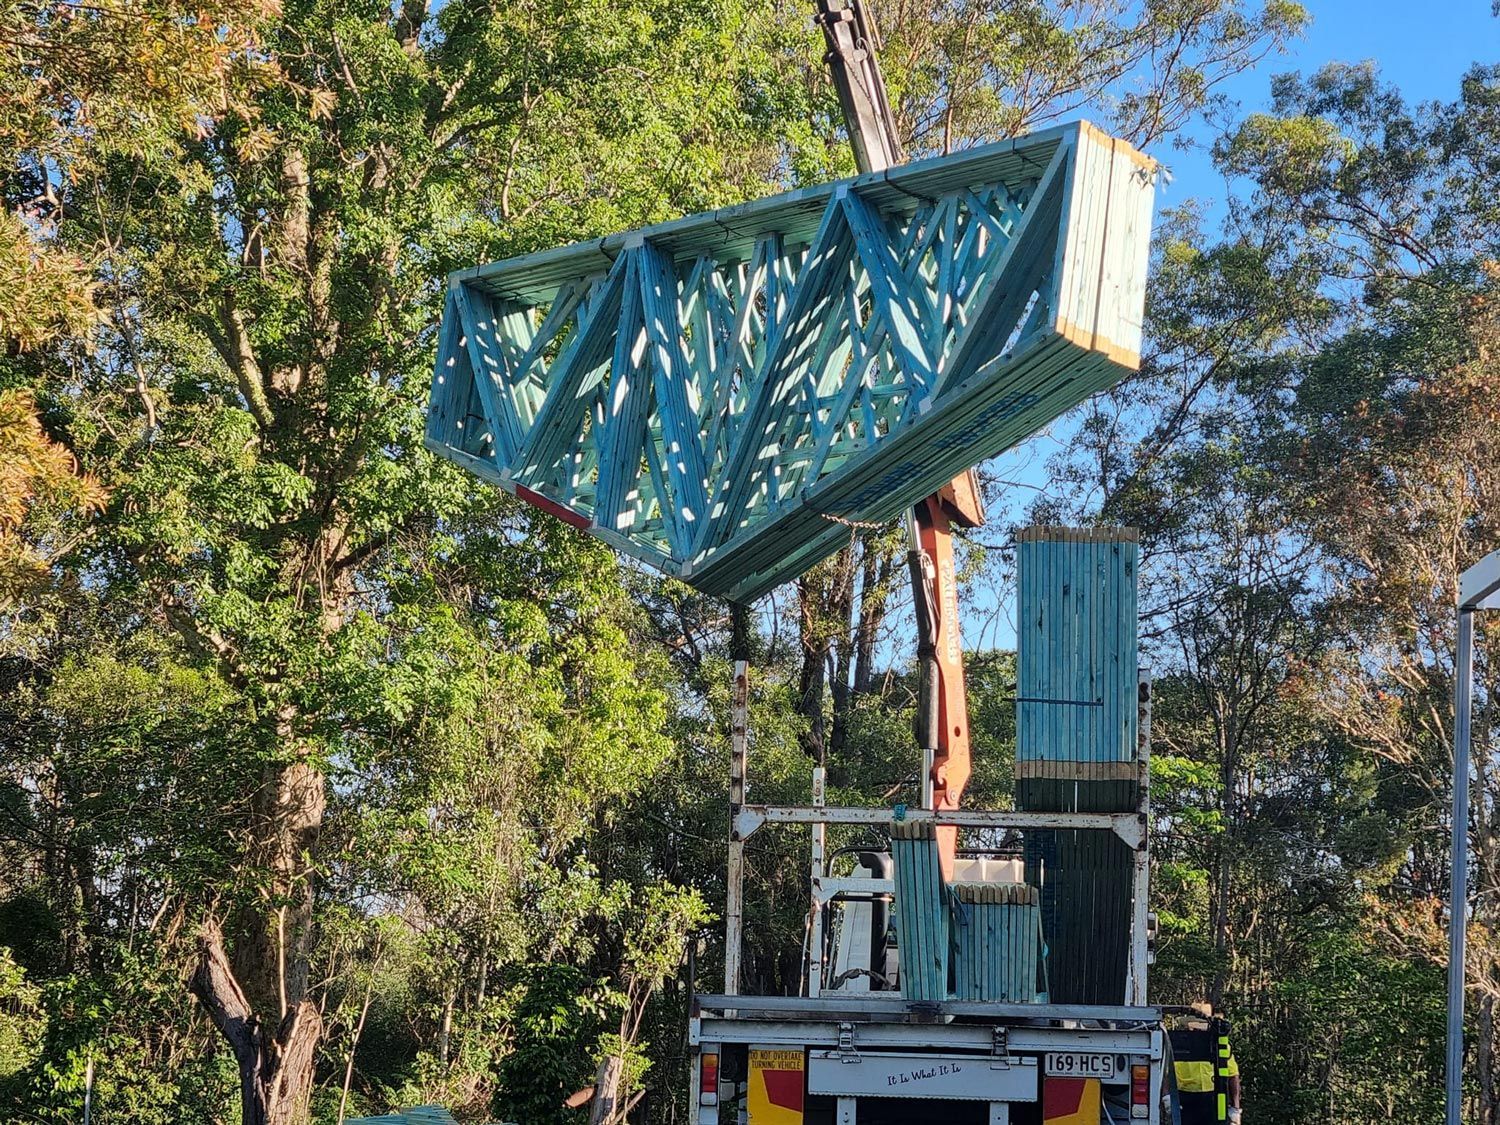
[426,121,1154,601]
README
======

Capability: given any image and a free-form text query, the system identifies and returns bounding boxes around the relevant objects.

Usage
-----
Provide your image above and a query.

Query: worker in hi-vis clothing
[1169,1005,1241,1124]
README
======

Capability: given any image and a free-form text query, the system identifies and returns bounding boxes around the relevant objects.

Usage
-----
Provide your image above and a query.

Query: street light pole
[1449,549,1500,1125]
[1447,606,1473,1125]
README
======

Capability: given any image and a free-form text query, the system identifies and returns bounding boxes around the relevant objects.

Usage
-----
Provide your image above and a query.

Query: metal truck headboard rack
[425,121,1154,601]
[721,659,1156,1009]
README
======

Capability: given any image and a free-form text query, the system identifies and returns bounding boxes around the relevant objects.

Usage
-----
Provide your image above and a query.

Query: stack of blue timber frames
[889,819,949,1000]
[950,882,1044,1002]
[1015,526,1138,1005]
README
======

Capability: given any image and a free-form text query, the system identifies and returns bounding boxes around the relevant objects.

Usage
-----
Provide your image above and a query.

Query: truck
[682,8,1172,1124]
[687,641,1169,1125]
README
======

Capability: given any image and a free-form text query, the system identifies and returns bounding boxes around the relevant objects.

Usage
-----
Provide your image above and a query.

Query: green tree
[5,0,811,1119]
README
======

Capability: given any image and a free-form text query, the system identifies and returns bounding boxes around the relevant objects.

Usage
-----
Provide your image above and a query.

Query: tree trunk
[797,547,858,765]
[1208,724,1237,1010]
[205,732,326,1125]
[232,754,326,1019]
[853,542,896,696]
[436,989,455,1065]
[337,976,375,1125]
[192,921,323,1125]
[796,573,829,763]
[826,554,857,762]
[1480,991,1496,1125]
[588,1054,624,1125]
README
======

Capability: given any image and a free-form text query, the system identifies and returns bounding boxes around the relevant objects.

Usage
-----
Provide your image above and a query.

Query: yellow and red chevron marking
[1043,1076,1102,1125]
[748,1048,805,1125]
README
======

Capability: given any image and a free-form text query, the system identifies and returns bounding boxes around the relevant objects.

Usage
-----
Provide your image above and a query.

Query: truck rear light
[700,1052,720,1106]
[1130,1064,1149,1118]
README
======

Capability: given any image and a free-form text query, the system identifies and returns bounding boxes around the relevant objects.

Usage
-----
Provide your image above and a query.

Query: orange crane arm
[912,478,981,880]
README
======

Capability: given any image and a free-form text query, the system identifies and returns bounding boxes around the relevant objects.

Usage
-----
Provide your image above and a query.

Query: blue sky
[1158,0,1498,212]
[954,0,1499,654]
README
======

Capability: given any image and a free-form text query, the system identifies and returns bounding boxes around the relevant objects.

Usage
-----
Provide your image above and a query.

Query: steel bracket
[733,808,765,841]
[1112,813,1146,849]
[991,1026,1010,1069]
[838,1022,859,1062]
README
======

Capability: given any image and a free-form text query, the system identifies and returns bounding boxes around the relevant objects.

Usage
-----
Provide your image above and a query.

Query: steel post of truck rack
[725,660,749,997]
[1449,550,1500,1125]
[809,765,828,997]
[1128,671,1153,1007]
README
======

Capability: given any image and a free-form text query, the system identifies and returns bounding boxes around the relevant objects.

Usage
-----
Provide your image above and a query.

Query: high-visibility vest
[1174,1060,1215,1093]
[1170,1021,1238,1123]
[1215,1025,1238,1121]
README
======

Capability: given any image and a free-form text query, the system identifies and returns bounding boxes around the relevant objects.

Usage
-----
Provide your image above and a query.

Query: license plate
[1044,1052,1116,1079]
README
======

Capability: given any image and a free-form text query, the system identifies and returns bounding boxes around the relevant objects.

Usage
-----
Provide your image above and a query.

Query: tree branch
[209,291,276,429]
[190,920,261,1070]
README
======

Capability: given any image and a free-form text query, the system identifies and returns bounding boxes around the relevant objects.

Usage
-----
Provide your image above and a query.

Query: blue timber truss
[426,121,1155,601]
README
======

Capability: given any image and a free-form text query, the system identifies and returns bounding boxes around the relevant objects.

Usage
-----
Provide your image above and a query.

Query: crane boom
[816,0,977,878]
[814,0,904,173]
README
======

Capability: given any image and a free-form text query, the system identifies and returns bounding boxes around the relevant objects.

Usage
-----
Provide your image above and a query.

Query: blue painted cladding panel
[347,1108,460,1125]
[1015,527,1138,763]
[950,883,1044,1002]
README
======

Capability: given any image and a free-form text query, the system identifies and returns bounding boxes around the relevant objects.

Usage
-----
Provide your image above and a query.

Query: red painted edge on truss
[514,483,591,531]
